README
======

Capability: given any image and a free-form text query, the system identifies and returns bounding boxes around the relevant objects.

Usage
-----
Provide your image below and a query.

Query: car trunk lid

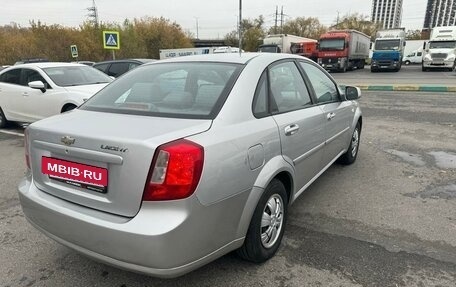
[28,109,211,217]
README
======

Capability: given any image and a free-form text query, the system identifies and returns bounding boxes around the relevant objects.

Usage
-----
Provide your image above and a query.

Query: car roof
[11,62,86,69]
[93,59,155,65]
[153,52,305,65]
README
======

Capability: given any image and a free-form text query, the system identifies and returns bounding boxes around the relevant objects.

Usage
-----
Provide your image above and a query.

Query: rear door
[299,61,354,166]
[0,68,24,121]
[268,60,327,191]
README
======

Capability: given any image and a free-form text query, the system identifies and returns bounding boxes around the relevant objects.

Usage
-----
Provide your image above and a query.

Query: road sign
[103,31,120,50]
[70,45,78,58]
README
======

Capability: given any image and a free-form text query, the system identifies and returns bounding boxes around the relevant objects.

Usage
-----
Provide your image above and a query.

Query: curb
[348,85,456,92]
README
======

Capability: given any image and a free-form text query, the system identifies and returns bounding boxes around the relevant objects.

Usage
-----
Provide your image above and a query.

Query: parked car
[93,59,155,78]
[0,62,112,127]
[14,58,49,65]
[72,61,96,66]
[19,53,362,278]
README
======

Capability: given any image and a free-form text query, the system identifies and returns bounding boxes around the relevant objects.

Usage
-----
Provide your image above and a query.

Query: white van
[403,49,423,65]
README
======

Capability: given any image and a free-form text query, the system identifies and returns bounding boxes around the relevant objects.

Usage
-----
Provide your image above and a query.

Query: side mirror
[28,81,46,93]
[345,86,361,100]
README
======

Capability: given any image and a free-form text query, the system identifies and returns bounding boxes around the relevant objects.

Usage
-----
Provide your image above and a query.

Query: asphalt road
[332,65,456,86]
[1,91,456,287]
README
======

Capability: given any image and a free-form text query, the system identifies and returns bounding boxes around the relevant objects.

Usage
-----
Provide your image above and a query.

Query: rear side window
[81,62,243,119]
[0,69,21,85]
[107,63,130,77]
[94,63,109,73]
[269,61,312,113]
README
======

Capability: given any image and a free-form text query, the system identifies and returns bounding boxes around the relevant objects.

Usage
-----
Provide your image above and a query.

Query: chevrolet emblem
[61,136,75,146]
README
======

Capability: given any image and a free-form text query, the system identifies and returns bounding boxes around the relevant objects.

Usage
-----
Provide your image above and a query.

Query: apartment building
[423,0,456,30]
[371,0,404,29]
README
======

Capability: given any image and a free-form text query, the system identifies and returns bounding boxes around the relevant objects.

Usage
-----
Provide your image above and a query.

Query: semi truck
[422,26,456,71]
[258,34,316,54]
[317,30,370,72]
[290,41,318,62]
[159,47,213,60]
[371,28,406,72]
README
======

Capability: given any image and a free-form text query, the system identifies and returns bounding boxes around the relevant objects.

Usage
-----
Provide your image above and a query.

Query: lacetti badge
[61,136,75,146]
[100,145,128,153]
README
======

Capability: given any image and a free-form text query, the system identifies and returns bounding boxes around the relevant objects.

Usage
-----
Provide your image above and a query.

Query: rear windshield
[43,66,112,87]
[80,62,243,119]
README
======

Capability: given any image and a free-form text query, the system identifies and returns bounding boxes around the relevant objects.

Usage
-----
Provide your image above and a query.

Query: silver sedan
[18,53,362,278]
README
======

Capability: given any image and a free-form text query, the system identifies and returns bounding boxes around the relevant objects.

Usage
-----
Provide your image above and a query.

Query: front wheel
[237,179,288,263]
[404,60,411,65]
[0,107,9,128]
[338,122,361,165]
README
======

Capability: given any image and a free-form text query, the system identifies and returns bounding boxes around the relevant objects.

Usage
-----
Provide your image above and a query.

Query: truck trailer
[159,47,213,60]
[371,28,406,72]
[317,30,370,72]
[258,34,316,54]
[422,26,456,72]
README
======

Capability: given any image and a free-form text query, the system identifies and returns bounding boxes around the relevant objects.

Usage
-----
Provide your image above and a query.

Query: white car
[0,62,112,127]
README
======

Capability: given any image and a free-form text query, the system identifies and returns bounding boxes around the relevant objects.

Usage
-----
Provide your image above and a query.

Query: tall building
[371,0,404,29]
[423,0,456,30]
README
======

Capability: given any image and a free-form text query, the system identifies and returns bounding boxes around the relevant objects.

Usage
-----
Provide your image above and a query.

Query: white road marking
[0,129,24,137]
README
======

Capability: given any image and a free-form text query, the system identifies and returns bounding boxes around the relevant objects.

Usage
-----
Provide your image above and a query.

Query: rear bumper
[18,175,247,278]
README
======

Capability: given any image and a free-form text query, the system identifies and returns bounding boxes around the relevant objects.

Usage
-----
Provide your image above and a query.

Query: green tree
[224,16,266,52]
[278,17,327,39]
[406,29,424,40]
[333,13,381,38]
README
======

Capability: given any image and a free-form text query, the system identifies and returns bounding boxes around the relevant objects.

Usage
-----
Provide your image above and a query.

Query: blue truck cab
[371,28,406,72]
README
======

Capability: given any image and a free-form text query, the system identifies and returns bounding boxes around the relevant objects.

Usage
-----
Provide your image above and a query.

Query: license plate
[42,157,108,193]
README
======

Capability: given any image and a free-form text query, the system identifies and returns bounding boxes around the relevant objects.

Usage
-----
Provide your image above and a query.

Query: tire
[341,62,347,73]
[422,66,427,72]
[370,67,377,73]
[62,104,77,113]
[237,179,288,263]
[338,122,361,165]
[404,60,411,65]
[0,107,9,128]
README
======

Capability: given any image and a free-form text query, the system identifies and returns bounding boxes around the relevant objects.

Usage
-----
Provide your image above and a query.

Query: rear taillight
[24,128,30,170]
[143,139,204,201]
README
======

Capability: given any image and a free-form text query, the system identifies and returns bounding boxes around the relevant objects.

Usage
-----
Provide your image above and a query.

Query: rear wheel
[62,104,77,113]
[338,122,361,165]
[0,108,9,128]
[237,179,288,263]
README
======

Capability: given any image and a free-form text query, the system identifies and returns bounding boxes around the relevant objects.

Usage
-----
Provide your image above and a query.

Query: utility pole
[280,6,284,33]
[239,0,242,55]
[194,17,199,39]
[336,11,340,29]
[274,6,278,34]
[87,0,99,27]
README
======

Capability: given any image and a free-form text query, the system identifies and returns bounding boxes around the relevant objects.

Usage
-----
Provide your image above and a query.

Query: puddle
[385,149,425,166]
[428,151,456,169]
[405,184,456,200]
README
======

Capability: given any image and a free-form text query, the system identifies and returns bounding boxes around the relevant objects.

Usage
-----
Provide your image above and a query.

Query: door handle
[327,112,336,120]
[22,92,29,97]
[284,124,299,136]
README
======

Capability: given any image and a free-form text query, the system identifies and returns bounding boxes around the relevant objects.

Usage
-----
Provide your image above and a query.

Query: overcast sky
[0,0,428,38]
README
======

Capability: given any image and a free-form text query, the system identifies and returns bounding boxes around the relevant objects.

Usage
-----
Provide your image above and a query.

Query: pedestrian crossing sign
[103,31,120,50]
[70,45,78,58]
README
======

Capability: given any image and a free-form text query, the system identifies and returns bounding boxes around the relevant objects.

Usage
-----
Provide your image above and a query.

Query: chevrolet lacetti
[18,53,362,278]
